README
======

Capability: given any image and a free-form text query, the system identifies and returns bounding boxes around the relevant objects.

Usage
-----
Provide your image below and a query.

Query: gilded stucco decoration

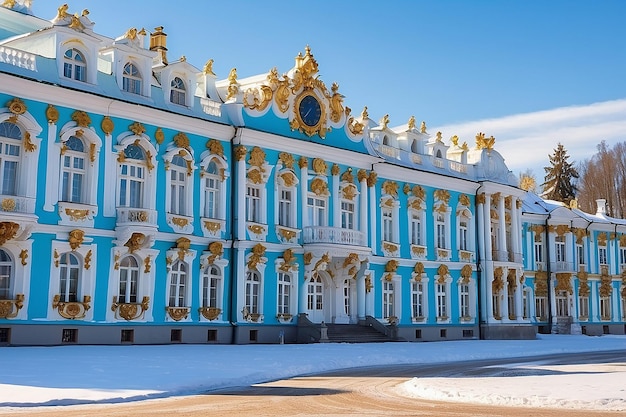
[340,168,354,184]
[46,104,59,124]
[278,152,295,169]
[71,110,91,127]
[129,121,146,136]
[507,268,517,290]
[476,193,486,205]
[175,237,191,261]
[234,145,247,161]
[437,264,449,280]
[298,156,308,169]
[206,241,223,265]
[243,84,273,111]
[144,256,151,273]
[52,294,91,319]
[0,221,19,245]
[535,270,548,297]
[383,242,398,253]
[265,68,290,113]
[7,97,26,115]
[279,248,297,272]
[621,270,626,301]
[493,267,504,293]
[475,132,495,151]
[111,295,150,321]
[125,233,145,253]
[365,274,373,293]
[279,171,296,188]
[434,189,450,205]
[551,224,570,237]
[461,264,473,281]
[384,259,399,281]
[19,249,27,266]
[574,228,588,244]
[226,68,239,101]
[459,194,471,207]
[84,250,92,270]
[504,196,512,210]
[173,132,190,150]
[247,243,267,271]
[357,169,368,183]
[347,114,365,135]
[203,59,216,75]
[599,271,613,298]
[367,172,378,188]
[341,184,357,201]
[154,127,165,145]
[555,273,573,294]
[313,253,330,272]
[68,229,85,250]
[312,158,327,175]
[331,163,340,176]
[407,116,416,130]
[413,262,425,278]
[310,178,328,196]
[0,293,24,319]
[382,181,398,198]
[531,224,545,242]
[620,234,626,247]
[21,131,36,152]
[329,82,344,123]
[342,253,361,278]
[304,252,313,265]
[578,268,590,297]
[248,146,266,169]
[597,232,608,247]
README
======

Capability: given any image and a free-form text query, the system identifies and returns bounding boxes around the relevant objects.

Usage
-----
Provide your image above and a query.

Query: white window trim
[198,153,228,237]
[274,168,299,230]
[457,276,475,321]
[239,251,267,323]
[274,257,298,322]
[163,147,195,234]
[164,246,196,322]
[380,273,401,322]
[198,255,229,322]
[435,274,452,323]
[0,240,33,320]
[410,273,429,323]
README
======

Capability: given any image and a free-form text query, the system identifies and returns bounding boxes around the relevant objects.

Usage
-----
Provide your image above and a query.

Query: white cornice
[235,127,382,169]
[0,72,235,141]
[373,162,480,194]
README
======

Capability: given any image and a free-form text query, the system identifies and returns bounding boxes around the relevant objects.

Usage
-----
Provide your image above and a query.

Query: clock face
[298,94,322,127]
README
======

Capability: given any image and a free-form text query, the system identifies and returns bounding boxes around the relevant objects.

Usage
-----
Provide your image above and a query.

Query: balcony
[0,46,37,71]
[492,250,509,262]
[303,226,366,246]
[116,207,158,228]
[375,143,400,160]
[509,252,523,264]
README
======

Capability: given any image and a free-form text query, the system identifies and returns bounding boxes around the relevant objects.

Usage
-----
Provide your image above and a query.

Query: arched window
[382,135,390,146]
[60,135,86,203]
[63,48,86,82]
[122,63,142,94]
[169,155,188,215]
[411,139,418,153]
[168,260,187,307]
[0,121,21,196]
[203,160,221,219]
[119,144,146,208]
[436,149,443,158]
[170,77,186,105]
[201,265,221,308]
[245,270,260,314]
[0,249,13,300]
[59,252,80,302]
[118,256,139,303]
[277,272,291,315]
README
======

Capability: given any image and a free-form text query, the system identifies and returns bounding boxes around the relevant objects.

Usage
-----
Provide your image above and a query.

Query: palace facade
[0,3,624,345]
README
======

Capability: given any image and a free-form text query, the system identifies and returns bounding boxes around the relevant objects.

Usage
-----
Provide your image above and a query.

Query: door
[306,274,325,323]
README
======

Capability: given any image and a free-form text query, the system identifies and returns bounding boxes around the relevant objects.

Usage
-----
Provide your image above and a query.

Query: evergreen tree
[541,143,579,203]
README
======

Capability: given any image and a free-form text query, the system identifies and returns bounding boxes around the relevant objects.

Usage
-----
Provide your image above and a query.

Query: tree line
[519,140,626,218]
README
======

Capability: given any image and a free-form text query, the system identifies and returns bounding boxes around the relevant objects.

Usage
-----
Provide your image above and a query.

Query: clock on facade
[298,94,322,127]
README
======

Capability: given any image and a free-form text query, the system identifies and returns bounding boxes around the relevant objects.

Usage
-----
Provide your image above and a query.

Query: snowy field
[0,334,625,411]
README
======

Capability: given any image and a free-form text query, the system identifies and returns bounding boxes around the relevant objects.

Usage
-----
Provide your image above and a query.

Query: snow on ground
[0,334,624,411]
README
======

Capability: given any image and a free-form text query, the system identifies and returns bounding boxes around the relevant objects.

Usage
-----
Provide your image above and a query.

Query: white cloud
[431,99,626,179]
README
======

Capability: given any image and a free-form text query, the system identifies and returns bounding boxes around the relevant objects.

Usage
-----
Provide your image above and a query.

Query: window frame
[63,48,87,82]
[169,76,187,106]
[122,62,142,95]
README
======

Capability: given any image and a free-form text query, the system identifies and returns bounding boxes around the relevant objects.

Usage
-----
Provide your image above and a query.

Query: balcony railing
[492,250,509,262]
[509,252,523,264]
[376,143,400,159]
[303,226,366,246]
[551,261,575,272]
[0,46,37,71]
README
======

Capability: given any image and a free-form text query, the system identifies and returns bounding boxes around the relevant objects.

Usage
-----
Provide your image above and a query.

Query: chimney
[150,26,168,66]
[596,199,606,215]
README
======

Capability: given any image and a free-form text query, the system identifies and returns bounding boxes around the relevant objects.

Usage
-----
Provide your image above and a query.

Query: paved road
[1,351,623,417]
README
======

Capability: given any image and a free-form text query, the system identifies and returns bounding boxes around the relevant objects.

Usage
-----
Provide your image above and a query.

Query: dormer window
[170,77,186,106]
[63,48,86,82]
[436,149,443,158]
[122,63,142,94]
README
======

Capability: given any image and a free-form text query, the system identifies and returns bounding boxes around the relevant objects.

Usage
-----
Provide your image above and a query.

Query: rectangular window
[555,235,566,263]
[207,329,217,342]
[121,329,134,343]
[170,329,182,343]
[579,296,589,318]
[460,283,470,318]
[277,272,291,315]
[459,221,468,251]
[415,329,422,339]
[0,140,20,196]
[382,281,394,319]
[436,283,447,318]
[249,329,258,342]
[440,329,447,338]
[436,214,446,249]
[600,296,611,320]
[119,164,144,208]
[536,296,547,320]
[463,329,473,338]
[410,213,421,245]
[170,169,186,215]
[307,196,326,227]
[534,242,544,269]
[577,244,585,270]
[341,201,354,229]
[411,282,423,318]
[556,292,568,316]
[0,328,9,343]
[204,177,219,218]
[620,247,626,268]
[246,185,261,223]
[278,189,292,227]
[382,209,393,242]
[62,329,77,343]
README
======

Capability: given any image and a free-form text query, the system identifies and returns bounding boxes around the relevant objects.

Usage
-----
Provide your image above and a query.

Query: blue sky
[29,1,626,181]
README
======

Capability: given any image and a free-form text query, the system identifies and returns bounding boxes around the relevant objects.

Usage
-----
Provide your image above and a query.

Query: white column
[357,271,366,319]
[43,122,59,212]
[236,150,247,240]
[332,170,340,228]
[550,276,558,326]
[359,175,368,237]
[300,163,309,229]
[516,274,524,321]
[510,197,520,260]
[103,132,116,217]
[484,194,492,261]
[502,278,510,322]
[476,194,485,262]
[498,194,507,257]
[369,177,377,255]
